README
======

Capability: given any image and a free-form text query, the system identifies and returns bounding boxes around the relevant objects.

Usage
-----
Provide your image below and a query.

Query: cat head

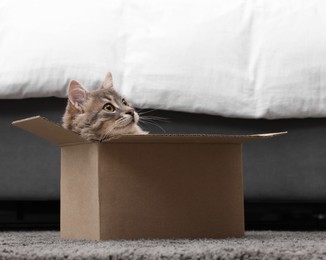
[62,72,147,141]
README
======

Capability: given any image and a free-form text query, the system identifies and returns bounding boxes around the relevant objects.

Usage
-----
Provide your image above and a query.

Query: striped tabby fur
[62,72,148,141]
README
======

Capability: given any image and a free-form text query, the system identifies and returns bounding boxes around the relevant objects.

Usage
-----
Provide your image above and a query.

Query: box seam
[97,144,101,240]
[99,142,249,145]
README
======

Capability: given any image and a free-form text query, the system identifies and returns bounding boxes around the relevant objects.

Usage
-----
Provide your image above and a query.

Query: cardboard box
[13,116,285,240]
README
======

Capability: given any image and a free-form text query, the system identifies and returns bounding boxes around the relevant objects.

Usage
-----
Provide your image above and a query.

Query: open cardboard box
[13,116,286,240]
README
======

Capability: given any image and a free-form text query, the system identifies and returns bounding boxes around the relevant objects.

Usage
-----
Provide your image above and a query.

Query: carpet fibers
[0,231,325,259]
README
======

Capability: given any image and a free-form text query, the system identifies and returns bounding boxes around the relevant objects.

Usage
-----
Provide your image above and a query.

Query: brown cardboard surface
[12,116,287,145]
[60,143,100,240]
[12,116,86,146]
[12,116,286,240]
[98,143,244,239]
[107,132,286,144]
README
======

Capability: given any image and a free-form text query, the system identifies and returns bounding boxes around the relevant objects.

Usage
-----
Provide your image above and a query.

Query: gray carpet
[0,231,326,259]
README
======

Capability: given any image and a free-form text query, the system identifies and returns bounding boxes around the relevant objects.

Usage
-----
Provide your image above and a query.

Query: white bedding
[1,0,326,119]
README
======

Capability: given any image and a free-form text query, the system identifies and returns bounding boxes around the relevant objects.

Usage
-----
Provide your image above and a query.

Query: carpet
[0,231,325,260]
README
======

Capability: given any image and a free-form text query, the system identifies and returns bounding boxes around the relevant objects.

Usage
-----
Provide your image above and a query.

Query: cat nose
[125,109,134,117]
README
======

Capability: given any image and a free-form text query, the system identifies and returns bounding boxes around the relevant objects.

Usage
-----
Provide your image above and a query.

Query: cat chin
[131,125,149,135]
[113,124,148,136]
[90,124,147,142]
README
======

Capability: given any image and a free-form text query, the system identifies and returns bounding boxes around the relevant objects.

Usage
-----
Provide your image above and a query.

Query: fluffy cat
[62,72,148,141]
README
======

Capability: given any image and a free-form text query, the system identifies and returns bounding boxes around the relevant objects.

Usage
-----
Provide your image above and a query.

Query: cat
[62,72,148,141]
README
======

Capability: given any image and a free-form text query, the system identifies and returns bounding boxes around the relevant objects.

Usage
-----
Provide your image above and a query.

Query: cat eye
[122,98,129,106]
[103,103,115,112]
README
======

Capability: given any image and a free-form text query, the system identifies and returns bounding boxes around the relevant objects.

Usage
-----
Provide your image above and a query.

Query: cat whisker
[99,122,118,142]
[137,109,160,116]
[139,119,166,133]
[140,115,170,123]
[139,113,169,133]
[135,108,147,113]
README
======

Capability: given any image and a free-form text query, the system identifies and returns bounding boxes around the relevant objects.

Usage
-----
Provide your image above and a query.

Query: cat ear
[68,80,88,111]
[101,72,114,89]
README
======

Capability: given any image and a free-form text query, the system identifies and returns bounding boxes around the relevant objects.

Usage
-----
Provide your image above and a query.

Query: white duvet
[1,0,326,119]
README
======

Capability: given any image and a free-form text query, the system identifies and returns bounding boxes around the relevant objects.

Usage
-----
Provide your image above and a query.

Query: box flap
[12,116,286,145]
[12,116,87,146]
[107,132,287,144]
